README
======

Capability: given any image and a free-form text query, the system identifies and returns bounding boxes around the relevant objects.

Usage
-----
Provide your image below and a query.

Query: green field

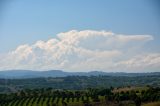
[0,86,159,106]
[2,96,136,106]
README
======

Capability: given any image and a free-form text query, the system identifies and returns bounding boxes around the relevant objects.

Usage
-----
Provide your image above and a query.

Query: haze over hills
[0,70,159,78]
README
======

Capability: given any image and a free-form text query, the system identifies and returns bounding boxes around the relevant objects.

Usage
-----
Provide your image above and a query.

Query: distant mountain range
[0,70,159,78]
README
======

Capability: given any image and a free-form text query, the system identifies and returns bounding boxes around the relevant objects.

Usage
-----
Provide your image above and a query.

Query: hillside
[0,74,159,93]
[0,70,160,78]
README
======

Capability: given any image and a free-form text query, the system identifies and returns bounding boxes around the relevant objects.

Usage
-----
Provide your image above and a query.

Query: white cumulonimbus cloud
[0,30,159,72]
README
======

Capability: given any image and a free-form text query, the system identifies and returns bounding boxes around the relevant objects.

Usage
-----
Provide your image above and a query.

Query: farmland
[0,86,160,106]
[0,74,160,106]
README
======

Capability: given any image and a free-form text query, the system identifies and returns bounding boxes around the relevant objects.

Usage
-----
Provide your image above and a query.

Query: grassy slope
[113,86,149,93]
[142,101,160,106]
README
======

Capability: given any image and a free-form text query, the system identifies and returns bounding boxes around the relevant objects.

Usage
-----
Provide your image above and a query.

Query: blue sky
[0,0,160,52]
[0,0,160,72]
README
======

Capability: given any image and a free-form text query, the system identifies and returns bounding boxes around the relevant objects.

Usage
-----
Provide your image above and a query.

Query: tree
[134,97,141,106]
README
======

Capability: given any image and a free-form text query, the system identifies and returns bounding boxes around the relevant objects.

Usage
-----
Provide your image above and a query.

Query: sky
[0,0,160,72]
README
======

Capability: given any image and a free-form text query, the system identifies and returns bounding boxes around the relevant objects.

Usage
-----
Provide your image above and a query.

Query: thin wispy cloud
[0,30,159,72]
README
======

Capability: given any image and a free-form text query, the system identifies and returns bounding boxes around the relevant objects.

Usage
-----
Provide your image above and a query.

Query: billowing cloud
[0,30,159,72]
[114,53,160,72]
